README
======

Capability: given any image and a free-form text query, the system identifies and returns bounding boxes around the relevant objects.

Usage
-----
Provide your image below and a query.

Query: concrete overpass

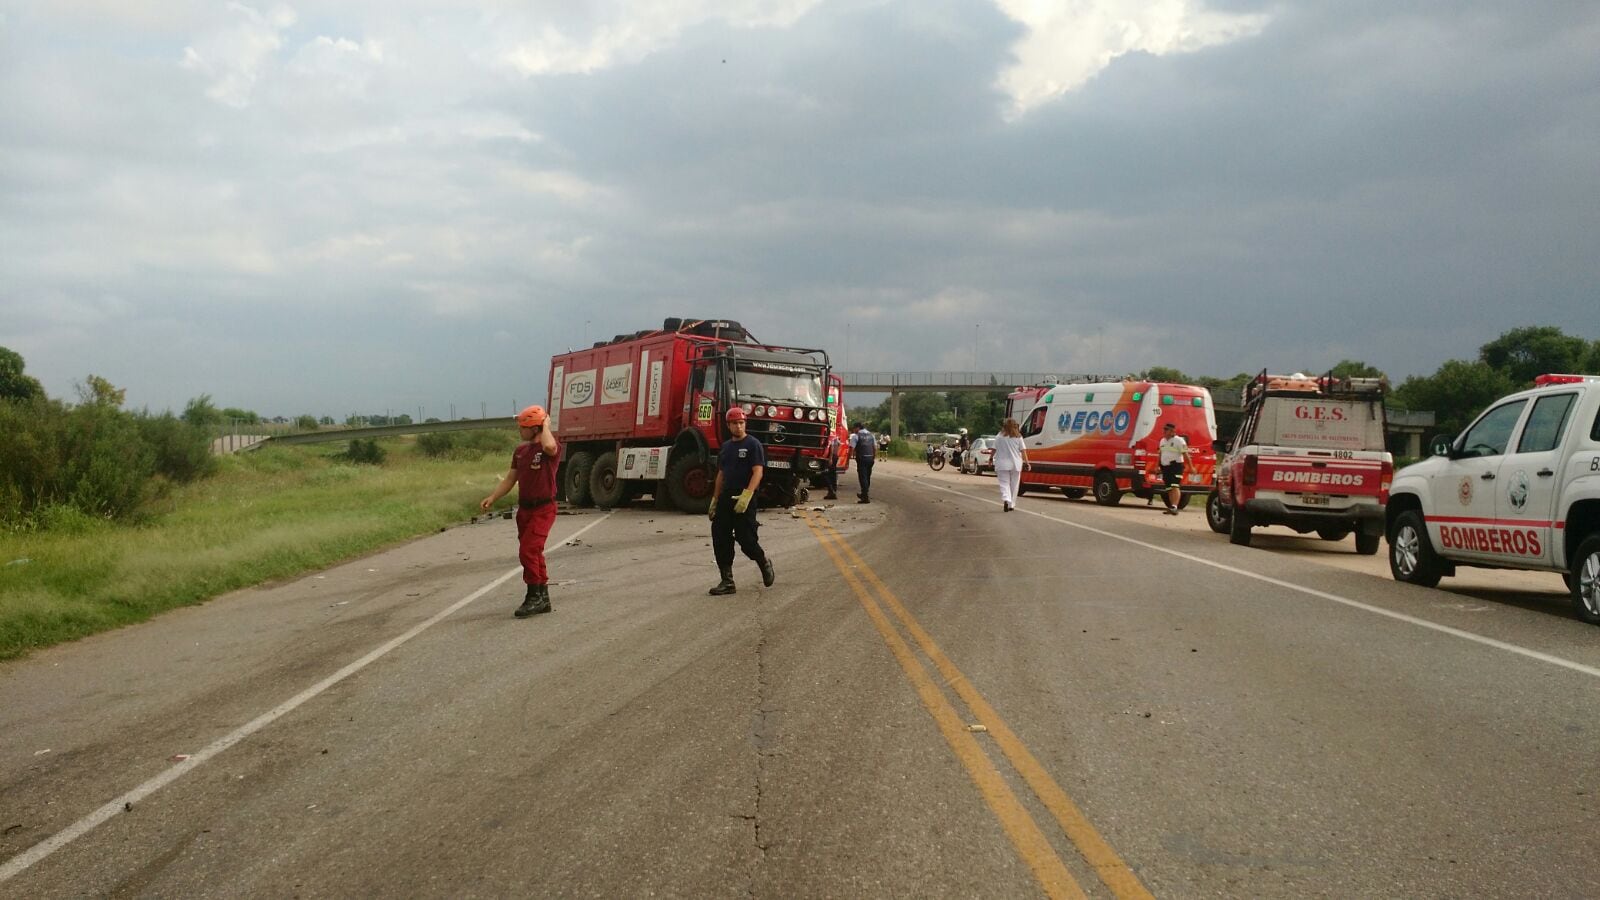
[836,372,1436,457]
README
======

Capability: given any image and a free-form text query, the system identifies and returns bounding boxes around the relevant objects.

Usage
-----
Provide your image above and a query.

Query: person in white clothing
[992,418,1029,512]
[1157,421,1193,515]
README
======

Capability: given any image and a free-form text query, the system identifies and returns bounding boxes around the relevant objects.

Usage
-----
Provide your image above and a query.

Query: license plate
[767,460,790,469]
[1301,493,1329,506]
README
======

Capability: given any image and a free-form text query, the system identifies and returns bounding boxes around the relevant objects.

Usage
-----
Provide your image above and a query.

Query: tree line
[848,325,1598,442]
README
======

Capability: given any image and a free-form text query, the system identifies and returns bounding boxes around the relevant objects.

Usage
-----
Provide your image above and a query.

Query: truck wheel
[1176,493,1191,510]
[1206,491,1231,534]
[665,453,713,514]
[1354,531,1380,556]
[1570,535,1600,625]
[1316,528,1350,542]
[1388,510,1443,587]
[1093,471,1123,506]
[565,451,595,507]
[1229,506,1252,546]
[589,451,626,509]
[1061,487,1087,500]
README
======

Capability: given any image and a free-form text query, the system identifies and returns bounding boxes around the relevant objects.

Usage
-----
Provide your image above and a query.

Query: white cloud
[498,0,819,75]
[992,0,1269,118]
[180,2,298,107]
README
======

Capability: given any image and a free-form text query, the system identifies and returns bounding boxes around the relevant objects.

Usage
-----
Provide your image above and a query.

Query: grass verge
[0,437,514,662]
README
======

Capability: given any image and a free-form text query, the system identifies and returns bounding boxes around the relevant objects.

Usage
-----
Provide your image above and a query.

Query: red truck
[1207,371,1393,554]
[548,318,835,512]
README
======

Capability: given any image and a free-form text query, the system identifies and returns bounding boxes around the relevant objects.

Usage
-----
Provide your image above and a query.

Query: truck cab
[1386,374,1600,623]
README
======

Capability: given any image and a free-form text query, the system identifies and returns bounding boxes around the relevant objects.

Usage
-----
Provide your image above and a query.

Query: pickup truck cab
[1386,373,1600,622]
[1208,372,1392,554]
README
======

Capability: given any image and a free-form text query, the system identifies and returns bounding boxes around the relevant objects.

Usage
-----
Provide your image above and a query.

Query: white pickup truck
[1386,373,1600,622]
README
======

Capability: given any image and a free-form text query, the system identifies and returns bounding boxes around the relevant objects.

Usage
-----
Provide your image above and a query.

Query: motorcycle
[925,443,948,471]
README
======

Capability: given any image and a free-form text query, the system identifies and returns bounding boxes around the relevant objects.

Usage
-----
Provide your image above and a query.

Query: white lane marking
[0,512,614,884]
[905,476,1600,681]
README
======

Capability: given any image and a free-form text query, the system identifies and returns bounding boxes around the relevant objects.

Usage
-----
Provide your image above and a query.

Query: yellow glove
[708,497,717,520]
[733,489,754,514]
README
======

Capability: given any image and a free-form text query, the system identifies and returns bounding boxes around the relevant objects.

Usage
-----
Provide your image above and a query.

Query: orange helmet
[725,407,747,422]
[517,405,548,427]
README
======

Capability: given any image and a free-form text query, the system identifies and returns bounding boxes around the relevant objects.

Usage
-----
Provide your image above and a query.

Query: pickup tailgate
[1255,449,1388,510]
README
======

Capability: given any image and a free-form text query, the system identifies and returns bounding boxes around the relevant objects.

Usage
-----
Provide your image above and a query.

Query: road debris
[170,754,191,762]
[966,724,988,733]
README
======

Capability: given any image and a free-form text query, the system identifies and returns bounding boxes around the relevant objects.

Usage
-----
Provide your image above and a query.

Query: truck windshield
[735,364,824,407]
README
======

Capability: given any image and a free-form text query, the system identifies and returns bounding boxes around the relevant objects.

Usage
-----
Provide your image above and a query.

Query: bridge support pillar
[889,390,901,442]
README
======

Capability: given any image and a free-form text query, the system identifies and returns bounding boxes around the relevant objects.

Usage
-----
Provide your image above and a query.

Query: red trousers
[515,503,557,585]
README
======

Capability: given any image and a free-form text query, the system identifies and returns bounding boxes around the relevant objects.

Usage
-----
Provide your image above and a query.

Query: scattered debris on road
[966,724,988,733]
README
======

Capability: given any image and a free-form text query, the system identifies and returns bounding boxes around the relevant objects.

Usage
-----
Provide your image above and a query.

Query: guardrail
[261,417,518,446]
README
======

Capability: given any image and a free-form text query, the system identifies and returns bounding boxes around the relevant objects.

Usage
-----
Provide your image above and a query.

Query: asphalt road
[3,458,1597,898]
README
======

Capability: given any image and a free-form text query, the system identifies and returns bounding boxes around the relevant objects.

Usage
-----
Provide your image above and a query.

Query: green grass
[0,437,516,661]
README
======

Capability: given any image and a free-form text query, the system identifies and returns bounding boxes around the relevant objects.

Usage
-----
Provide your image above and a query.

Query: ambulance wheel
[565,451,595,507]
[1061,488,1087,500]
[1093,471,1122,506]
[1229,506,1252,546]
[1568,535,1600,625]
[1206,491,1231,534]
[1387,510,1442,587]
[1355,530,1381,556]
[665,453,713,514]
[589,451,626,509]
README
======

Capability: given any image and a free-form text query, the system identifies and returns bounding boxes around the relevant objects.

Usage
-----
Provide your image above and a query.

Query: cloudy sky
[2,1,1596,418]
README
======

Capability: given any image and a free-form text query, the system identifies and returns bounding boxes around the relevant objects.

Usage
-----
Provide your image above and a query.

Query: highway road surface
[3,458,1598,898]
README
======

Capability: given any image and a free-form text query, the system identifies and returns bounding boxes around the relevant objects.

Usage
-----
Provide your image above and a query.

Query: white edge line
[905,475,1600,681]
[0,511,615,884]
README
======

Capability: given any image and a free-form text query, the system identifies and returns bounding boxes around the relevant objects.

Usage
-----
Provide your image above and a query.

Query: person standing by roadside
[481,405,561,618]
[993,418,1029,512]
[822,428,841,500]
[707,407,776,596]
[849,424,876,503]
[1158,421,1193,515]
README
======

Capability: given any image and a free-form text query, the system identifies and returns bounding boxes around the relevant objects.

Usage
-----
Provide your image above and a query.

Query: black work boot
[823,491,837,500]
[708,568,737,596]
[515,583,552,617]
[758,555,776,587]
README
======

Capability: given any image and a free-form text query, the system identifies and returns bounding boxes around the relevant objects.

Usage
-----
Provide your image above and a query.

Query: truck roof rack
[1242,368,1387,406]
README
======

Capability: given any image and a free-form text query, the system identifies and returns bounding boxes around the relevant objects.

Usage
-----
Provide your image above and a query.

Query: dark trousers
[712,494,764,570]
[825,458,838,493]
[857,458,874,497]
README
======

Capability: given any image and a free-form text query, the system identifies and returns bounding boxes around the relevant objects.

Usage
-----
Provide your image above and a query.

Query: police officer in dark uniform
[850,424,876,503]
[708,407,776,596]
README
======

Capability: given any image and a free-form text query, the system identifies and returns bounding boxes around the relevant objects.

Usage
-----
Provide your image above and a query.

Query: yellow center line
[809,513,1155,900]
[800,514,1087,900]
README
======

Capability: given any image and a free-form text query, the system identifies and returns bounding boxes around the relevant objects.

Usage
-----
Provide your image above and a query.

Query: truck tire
[1354,530,1380,556]
[1570,534,1600,625]
[1061,487,1087,500]
[665,452,714,514]
[1206,491,1231,534]
[1093,471,1123,506]
[1388,510,1443,587]
[565,451,595,507]
[589,451,626,509]
[1176,493,1191,510]
[1229,505,1252,546]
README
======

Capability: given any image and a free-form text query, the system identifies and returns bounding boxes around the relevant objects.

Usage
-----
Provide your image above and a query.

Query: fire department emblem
[1457,476,1473,506]
[1507,470,1529,511]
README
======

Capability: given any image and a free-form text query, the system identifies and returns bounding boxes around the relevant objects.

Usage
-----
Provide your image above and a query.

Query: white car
[960,436,997,474]
[1386,373,1600,621]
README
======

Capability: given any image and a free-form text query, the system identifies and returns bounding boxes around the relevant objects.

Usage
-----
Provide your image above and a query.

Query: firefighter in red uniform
[481,405,562,617]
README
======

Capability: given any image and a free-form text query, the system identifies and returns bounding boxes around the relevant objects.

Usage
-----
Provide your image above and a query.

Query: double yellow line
[801,512,1153,900]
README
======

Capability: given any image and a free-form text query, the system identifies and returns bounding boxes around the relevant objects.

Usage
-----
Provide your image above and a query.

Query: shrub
[136,413,217,484]
[417,429,517,459]
[343,438,386,465]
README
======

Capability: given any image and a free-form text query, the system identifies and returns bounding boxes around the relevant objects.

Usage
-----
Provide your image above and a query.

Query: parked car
[961,436,996,474]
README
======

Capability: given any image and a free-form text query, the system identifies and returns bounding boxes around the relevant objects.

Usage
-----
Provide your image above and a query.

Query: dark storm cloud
[1,1,1595,416]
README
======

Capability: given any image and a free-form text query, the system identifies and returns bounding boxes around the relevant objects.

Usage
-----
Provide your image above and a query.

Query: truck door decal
[648,361,664,417]
[636,352,650,425]
[550,365,564,431]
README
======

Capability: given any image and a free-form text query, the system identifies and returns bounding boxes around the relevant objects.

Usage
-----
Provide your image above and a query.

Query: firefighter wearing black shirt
[707,407,776,596]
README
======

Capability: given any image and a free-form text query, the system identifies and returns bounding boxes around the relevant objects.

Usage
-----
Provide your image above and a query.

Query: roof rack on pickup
[1241,368,1387,406]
